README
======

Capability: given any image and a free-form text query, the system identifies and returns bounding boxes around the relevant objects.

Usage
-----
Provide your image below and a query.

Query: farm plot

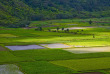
[40,43,71,48]
[50,57,110,71]
[11,49,76,61]
[11,49,110,61]
[64,47,110,54]
[66,41,110,47]
[0,51,33,63]
[6,45,45,51]
[17,61,73,74]
[0,64,23,74]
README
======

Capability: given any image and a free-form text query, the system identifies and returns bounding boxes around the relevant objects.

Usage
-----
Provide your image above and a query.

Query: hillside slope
[0,0,35,27]
[0,0,110,27]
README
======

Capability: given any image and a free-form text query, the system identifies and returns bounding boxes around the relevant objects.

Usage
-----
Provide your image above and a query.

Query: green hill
[0,0,110,27]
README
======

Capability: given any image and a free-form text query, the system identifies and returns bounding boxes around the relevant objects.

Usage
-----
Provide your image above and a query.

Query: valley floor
[0,18,110,74]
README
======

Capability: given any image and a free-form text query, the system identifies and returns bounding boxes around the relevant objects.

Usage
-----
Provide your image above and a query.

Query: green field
[0,17,110,74]
[50,57,110,71]
[17,61,74,74]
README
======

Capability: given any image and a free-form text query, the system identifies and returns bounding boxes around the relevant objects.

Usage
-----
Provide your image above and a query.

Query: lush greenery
[0,27,109,47]
[30,17,110,27]
[0,0,110,27]
[0,17,110,74]
[50,57,110,71]
[18,61,74,74]
[0,51,34,64]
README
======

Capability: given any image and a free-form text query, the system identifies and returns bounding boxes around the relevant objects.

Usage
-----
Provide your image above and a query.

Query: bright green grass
[17,61,74,74]
[0,51,34,64]
[66,41,110,47]
[50,57,110,71]
[0,34,17,37]
[11,49,75,61]
[0,27,109,47]
[11,49,110,61]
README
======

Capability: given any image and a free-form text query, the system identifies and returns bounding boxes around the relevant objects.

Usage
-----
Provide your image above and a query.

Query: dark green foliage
[48,29,51,32]
[67,29,69,32]
[57,27,60,31]
[0,0,110,27]
[8,20,30,28]
[93,34,95,38]
[89,20,93,24]
[39,27,43,31]
[35,27,43,31]
[81,30,84,31]
[0,0,34,27]
[62,27,64,31]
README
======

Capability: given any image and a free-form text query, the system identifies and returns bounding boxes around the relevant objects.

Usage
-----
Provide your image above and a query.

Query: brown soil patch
[78,72,103,74]
[0,46,7,51]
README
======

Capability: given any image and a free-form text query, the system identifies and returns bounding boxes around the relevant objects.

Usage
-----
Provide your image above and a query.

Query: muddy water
[6,45,45,51]
[0,64,23,74]
[64,47,110,54]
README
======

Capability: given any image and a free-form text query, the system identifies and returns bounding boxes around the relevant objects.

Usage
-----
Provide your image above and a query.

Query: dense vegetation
[0,17,110,73]
[0,0,110,27]
[0,25,110,73]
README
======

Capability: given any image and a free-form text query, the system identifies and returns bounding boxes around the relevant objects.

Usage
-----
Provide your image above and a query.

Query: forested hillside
[0,0,110,27]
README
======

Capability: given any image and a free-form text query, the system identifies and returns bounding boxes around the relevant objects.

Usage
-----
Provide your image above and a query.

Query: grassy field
[0,51,34,64]
[50,57,110,71]
[17,61,74,74]
[11,49,110,61]
[0,27,109,47]
[0,17,110,74]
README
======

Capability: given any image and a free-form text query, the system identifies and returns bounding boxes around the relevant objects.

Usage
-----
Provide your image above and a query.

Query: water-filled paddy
[50,57,110,71]
[6,45,45,50]
[0,64,23,74]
